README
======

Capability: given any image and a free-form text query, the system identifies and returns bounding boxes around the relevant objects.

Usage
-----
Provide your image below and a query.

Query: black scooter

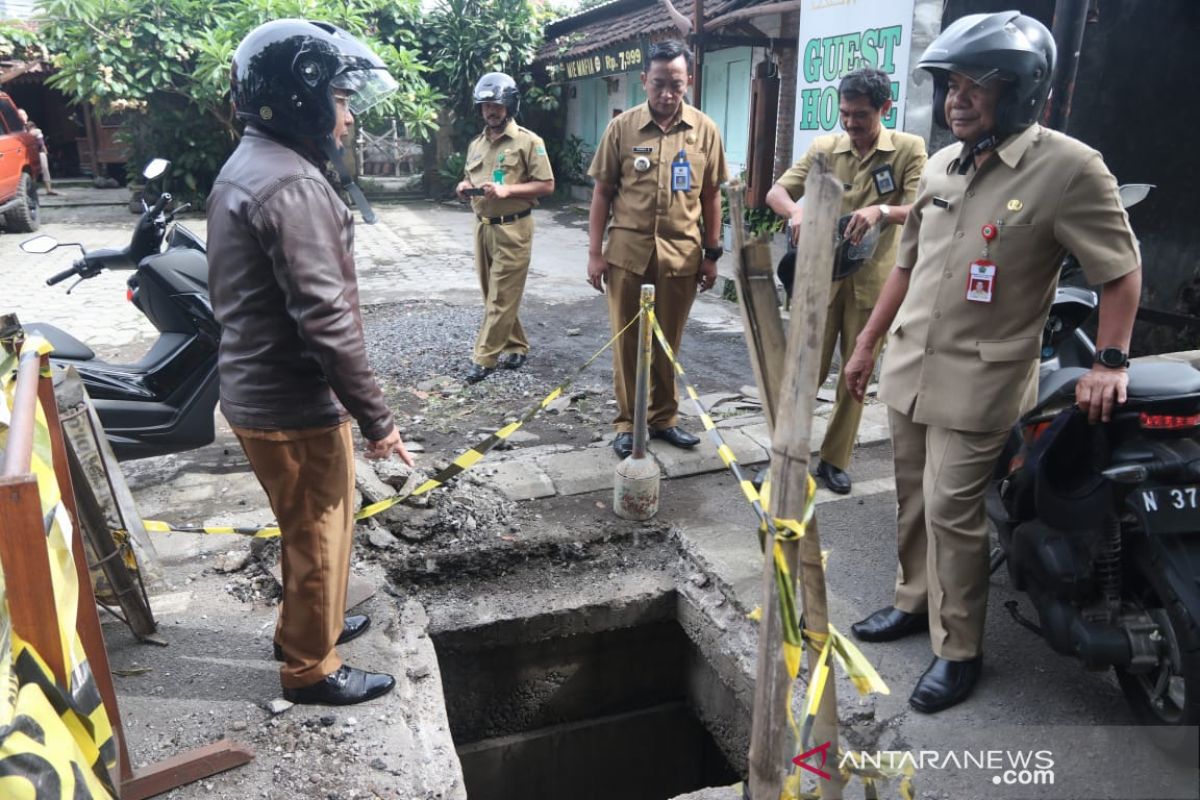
[987,185,1200,734]
[17,159,218,460]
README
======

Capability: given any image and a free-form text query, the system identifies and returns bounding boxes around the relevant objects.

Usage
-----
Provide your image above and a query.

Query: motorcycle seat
[1038,362,1200,406]
[23,323,95,361]
[1127,361,1200,397]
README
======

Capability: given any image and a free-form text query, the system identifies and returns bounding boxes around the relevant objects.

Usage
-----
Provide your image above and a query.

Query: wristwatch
[1095,347,1130,369]
[878,204,891,225]
[703,246,724,261]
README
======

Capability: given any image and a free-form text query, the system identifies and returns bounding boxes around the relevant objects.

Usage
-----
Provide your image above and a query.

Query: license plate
[1137,485,1200,534]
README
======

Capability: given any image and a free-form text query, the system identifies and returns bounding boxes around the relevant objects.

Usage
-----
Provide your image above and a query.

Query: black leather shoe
[273,614,371,661]
[650,426,700,449]
[815,459,852,494]
[499,352,527,370]
[612,432,633,459]
[909,655,983,713]
[850,606,928,642]
[465,363,495,384]
[282,664,396,706]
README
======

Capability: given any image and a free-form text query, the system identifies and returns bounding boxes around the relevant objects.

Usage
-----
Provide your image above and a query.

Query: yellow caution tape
[0,344,118,797]
[142,312,645,538]
[642,308,903,797]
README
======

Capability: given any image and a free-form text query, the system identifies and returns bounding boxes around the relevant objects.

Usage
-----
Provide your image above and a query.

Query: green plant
[420,0,559,150]
[545,134,588,185]
[438,152,466,195]
[0,20,43,60]
[720,192,784,238]
[745,206,784,237]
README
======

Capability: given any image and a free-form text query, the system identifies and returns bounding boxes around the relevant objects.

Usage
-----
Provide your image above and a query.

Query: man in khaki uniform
[843,12,1141,713]
[586,39,729,459]
[766,68,927,494]
[456,72,555,384]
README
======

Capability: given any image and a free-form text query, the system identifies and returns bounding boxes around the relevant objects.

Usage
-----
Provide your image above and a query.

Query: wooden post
[746,155,845,799]
[728,179,786,433]
[745,63,781,209]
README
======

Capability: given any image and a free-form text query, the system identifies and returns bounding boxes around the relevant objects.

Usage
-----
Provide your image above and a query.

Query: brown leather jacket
[207,126,394,441]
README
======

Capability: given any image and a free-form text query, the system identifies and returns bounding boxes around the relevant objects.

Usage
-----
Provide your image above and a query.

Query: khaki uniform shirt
[776,128,927,308]
[879,124,1140,432]
[588,102,728,277]
[464,119,554,219]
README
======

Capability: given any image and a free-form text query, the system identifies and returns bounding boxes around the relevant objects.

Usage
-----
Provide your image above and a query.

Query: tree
[419,0,561,148]
[38,0,442,197]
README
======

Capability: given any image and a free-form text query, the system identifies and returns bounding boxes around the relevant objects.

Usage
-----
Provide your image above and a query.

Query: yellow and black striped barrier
[142,313,645,539]
[1,340,119,798]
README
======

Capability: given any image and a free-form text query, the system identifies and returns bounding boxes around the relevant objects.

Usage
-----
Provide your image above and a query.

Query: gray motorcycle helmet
[917,11,1057,137]
[473,72,520,118]
[776,213,881,301]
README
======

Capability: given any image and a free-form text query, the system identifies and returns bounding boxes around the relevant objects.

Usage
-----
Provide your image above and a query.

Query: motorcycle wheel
[1115,541,1200,750]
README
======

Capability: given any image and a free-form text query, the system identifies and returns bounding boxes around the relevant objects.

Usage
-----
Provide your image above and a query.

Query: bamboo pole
[746,154,844,799]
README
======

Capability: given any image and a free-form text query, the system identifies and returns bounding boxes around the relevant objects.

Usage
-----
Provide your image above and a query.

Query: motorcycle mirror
[143,158,170,182]
[20,235,59,254]
[1118,183,1154,209]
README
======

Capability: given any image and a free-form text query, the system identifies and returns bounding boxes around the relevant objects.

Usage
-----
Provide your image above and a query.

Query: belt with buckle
[478,208,532,225]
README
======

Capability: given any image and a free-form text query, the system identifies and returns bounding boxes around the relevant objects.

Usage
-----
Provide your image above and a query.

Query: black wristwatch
[1095,347,1130,369]
[703,246,724,261]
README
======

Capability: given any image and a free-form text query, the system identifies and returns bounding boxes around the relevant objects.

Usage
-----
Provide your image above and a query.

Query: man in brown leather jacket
[208,20,411,706]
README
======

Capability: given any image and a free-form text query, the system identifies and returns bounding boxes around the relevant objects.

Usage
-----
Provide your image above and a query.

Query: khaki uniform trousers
[473,214,534,367]
[889,407,1009,660]
[818,280,884,470]
[606,253,697,433]
[234,421,355,688]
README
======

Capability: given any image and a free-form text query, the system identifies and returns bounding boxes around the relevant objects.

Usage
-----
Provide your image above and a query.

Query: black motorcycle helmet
[473,72,520,118]
[917,11,1056,137]
[231,19,398,141]
[776,214,880,302]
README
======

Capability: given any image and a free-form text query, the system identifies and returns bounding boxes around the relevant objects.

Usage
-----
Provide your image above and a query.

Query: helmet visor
[331,68,399,115]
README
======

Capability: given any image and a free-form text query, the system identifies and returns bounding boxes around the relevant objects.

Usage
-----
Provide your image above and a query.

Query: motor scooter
[987,184,1200,736]
[15,159,218,460]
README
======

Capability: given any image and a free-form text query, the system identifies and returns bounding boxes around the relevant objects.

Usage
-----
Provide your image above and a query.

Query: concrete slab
[646,427,766,479]
[109,563,467,800]
[484,459,557,501]
[679,474,898,613]
[536,446,623,496]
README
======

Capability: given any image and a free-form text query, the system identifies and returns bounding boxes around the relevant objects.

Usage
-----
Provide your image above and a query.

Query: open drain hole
[433,593,742,800]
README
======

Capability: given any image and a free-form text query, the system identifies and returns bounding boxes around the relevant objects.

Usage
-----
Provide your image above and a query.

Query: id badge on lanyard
[671,149,691,192]
[966,223,999,304]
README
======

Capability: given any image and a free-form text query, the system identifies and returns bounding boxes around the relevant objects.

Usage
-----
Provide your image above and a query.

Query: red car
[0,91,41,233]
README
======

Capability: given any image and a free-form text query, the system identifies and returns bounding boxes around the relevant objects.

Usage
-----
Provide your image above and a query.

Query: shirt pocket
[977,335,1040,362]
[465,152,485,178]
[988,222,1041,262]
[686,153,707,191]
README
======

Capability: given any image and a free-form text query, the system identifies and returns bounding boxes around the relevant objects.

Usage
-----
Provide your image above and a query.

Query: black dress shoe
[274,614,371,661]
[909,655,983,713]
[815,459,852,494]
[650,426,700,449]
[499,352,527,370]
[282,664,396,706]
[612,432,633,459]
[465,363,495,384]
[850,606,928,642]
